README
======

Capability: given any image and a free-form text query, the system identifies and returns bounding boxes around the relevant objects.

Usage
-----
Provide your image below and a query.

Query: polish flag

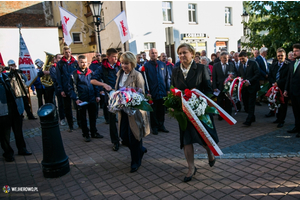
[0,53,4,66]
[59,6,77,46]
[18,33,37,86]
[113,11,131,44]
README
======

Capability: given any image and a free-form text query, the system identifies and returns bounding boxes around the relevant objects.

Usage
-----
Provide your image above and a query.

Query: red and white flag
[0,53,4,66]
[19,33,37,86]
[113,11,131,44]
[59,6,77,46]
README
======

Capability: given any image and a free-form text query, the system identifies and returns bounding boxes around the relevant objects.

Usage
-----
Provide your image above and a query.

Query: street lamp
[89,1,103,54]
[241,11,249,36]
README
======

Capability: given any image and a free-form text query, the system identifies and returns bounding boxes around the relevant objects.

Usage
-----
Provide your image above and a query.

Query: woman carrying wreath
[171,43,219,182]
[115,51,150,173]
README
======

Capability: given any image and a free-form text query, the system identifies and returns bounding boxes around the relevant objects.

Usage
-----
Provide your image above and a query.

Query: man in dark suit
[238,51,260,126]
[255,47,269,106]
[212,52,237,119]
[268,48,290,128]
[284,43,300,137]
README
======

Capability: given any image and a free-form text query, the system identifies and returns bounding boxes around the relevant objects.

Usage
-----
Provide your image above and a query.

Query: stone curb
[195,152,300,159]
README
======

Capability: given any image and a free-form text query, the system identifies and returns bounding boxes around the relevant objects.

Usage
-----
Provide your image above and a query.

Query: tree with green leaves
[243,1,300,57]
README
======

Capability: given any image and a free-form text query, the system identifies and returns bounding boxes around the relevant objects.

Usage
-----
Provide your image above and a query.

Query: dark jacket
[31,68,44,91]
[165,61,175,78]
[212,62,237,91]
[285,60,300,96]
[91,59,120,91]
[89,60,101,72]
[56,56,78,94]
[69,68,100,103]
[255,55,269,81]
[237,59,260,94]
[268,60,290,91]
[144,60,170,100]
[0,73,24,116]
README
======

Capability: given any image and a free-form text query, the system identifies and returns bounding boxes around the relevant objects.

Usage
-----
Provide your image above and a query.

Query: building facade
[124,1,244,61]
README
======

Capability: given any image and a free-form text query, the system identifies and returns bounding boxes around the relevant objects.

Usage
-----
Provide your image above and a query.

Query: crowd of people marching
[1,43,299,182]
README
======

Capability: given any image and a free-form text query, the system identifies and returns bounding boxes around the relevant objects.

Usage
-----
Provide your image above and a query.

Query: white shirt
[119,72,129,87]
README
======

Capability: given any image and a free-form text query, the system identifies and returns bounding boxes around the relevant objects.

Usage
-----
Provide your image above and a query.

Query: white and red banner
[18,34,37,86]
[113,11,131,44]
[59,6,77,46]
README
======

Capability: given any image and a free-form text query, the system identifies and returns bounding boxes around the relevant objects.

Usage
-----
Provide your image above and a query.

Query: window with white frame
[188,4,196,23]
[225,7,232,25]
[144,42,155,50]
[72,33,82,43]
[162,2,172,22]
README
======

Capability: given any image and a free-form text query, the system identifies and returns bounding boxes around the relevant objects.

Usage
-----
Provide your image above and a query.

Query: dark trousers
[150,99,165,131]
[22,96,34,118]
[120,111,146,169]
[103,93,109,122]
[236,101,241,111]
[79,102,97,136]
[291,95,300,131]
[104,94,118,143]
[242,89,256,122]
[55,90,65,120]
[0,103,27,159]
[63,96,80,129]
[36,88,45,108]
[217,92,232,116]
[44,87,55,104]
[109,111,118,144]
[277,96,289,124]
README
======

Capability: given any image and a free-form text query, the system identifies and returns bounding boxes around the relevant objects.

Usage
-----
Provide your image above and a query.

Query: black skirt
[179,114,219,149]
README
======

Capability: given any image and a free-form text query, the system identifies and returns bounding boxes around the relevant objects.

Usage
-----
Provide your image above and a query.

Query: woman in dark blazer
[171,43,219,182]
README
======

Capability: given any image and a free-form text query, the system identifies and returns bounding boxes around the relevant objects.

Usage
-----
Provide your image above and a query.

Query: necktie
[243,64,246,73]
[276,63,282,81]
[294,59,299,73]
[222,64,226,75]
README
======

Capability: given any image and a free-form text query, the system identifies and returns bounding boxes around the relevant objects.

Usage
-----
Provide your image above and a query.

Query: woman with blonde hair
[171,43,219,182]
[115,51,150,173]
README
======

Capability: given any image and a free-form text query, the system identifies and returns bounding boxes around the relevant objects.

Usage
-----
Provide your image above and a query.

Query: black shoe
[273,119,280,124]
[296,133,300,138]
[265,112,275,118]
[158,127,169,133]
[113,143,120,151]
[4,157,15,162]
[243,121,251,126]
[91,133,104,138]
[218,116,223,121]
[209,158,216,167]
[28,116,37,120]
[277,123,284,128]
[183,167,197,183]
[287,127,298,133]
[152,129,158,135]
[144,148,147,153]
[251,117,256,122]
[256,102,262,106]
[18,150,32,156]
[84,136,91,142]
[68,127,74,132]
[130,167,139,173]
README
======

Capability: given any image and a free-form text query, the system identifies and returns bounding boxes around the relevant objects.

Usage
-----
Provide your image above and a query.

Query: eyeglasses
[277,55,284,57]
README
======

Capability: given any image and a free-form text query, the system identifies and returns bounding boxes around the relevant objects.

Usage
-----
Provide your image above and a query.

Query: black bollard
[38,103,70,178]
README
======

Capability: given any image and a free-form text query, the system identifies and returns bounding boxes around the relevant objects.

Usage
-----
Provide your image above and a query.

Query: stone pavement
[1,94,300,200]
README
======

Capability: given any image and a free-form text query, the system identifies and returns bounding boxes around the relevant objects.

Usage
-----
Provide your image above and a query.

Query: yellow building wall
[51,1,97,54]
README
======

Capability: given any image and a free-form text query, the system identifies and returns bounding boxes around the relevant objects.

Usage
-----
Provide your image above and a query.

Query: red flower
[148,100,153,104]
[171,88,176,95]
[184,89,192,99]
[175,91,181,97]
[141,66,145,72]
[130,88,137,93]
